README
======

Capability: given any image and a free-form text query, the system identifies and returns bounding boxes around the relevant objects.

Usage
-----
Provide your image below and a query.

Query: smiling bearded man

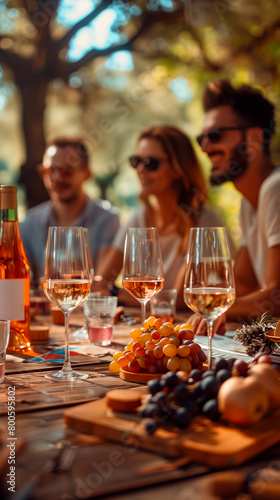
[189,79,280,334]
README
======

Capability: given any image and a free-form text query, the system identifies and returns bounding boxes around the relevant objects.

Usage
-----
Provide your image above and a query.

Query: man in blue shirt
[20,137,120,288]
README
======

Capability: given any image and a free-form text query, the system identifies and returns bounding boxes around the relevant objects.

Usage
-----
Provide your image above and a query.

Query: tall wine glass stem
[140,301,147,325]
[207,319,214,369]
[62,312,72,374]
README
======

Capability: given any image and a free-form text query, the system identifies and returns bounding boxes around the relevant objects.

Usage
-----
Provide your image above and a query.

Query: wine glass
[184,227,235,368]
[43,226,90,381]
[122,228,164,324]
[70,228,95,341]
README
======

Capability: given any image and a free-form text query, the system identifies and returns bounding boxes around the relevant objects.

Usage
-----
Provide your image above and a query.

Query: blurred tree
[0,0,184,206]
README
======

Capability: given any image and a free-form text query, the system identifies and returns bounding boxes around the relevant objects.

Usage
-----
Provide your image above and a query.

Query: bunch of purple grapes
[140,357,240,435]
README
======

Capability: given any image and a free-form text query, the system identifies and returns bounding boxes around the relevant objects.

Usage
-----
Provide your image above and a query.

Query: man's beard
[52,182,79,204]
[59,193,79,204]
[210,144,250,186]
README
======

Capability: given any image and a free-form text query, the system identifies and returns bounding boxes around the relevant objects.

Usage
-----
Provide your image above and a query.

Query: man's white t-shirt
[240,167,280,288]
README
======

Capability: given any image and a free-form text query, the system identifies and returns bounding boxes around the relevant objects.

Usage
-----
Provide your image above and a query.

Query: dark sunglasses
[196,126,249,147]
[129,156,169,171]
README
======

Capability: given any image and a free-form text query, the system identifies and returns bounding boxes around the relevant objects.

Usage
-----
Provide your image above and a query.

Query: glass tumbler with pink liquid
[83,295,118,346]
[0,320,10,383]
[150,288,177,323]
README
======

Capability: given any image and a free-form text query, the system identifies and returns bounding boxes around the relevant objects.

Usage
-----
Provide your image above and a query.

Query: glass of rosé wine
[43,227,90,381]
[184,227,235,368]
[122,228,164,325]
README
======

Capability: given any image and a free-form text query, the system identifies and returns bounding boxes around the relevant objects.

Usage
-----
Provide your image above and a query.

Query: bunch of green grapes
[109,316,207,376]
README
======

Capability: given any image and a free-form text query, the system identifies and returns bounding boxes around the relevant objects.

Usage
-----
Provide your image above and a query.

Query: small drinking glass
[150,288,177,323]
[83,295,118,346]
[0,320,10,383]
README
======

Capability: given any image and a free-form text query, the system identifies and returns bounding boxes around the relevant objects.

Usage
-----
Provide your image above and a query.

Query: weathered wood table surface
[0,307,280,500]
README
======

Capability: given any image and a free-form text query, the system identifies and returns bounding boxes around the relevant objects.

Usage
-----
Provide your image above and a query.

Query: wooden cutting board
[64,396,280,468]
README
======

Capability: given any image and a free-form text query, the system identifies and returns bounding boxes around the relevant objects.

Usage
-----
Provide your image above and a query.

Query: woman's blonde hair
[137,125,207,253]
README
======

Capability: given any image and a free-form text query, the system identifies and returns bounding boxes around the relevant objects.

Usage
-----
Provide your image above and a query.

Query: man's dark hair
[203,79,275,152]
[46,137,89,168]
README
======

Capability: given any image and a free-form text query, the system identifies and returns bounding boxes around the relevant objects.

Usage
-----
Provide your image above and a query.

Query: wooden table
[0,308,280,500]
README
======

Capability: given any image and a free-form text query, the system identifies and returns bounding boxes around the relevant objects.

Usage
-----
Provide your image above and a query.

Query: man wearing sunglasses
[20,137,120,288]
[191,79,280,334]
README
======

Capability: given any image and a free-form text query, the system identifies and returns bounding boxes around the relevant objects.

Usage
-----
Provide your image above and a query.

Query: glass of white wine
[122,228,164,324]
[184,227,235,368]
[43,226,90,381]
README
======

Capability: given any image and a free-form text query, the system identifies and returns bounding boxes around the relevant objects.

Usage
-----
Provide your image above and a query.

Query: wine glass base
[45,369,89,381]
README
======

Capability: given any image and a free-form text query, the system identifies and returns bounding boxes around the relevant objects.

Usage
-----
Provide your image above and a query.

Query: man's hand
[188,313,227,336]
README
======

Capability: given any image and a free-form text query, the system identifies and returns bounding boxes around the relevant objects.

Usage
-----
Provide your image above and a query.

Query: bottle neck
[0,208,18,222]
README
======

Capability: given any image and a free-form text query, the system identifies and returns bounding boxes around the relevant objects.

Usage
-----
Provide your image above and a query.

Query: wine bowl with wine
[43,226,90,381]
[122,228,164,324]
[184,227,235,368]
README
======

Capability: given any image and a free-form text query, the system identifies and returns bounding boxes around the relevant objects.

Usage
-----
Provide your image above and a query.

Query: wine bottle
[0,185,30,349]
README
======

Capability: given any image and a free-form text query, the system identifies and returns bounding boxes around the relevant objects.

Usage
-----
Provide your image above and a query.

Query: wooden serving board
[119,368,162,383]
[64,397,280,468]
[119,364,208,384]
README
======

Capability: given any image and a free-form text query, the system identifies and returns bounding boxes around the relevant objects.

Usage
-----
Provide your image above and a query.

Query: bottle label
[0,280,24,320]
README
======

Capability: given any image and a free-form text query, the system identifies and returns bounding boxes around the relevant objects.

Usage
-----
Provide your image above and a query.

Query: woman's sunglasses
[129,156,169,171]
[196,126,249,147]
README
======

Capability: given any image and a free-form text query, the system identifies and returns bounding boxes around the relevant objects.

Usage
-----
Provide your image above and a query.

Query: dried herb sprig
[234,312,278,356]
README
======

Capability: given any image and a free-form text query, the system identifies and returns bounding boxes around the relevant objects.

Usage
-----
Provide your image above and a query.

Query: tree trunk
[16,76,50,208]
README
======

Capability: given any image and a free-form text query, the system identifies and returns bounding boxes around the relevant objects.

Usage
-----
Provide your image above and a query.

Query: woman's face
[135,138,180,197]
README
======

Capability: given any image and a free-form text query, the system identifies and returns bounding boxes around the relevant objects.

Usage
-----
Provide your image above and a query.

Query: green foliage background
[1,0,280,248]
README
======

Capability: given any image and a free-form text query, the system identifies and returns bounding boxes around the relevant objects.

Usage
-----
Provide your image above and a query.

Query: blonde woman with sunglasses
[94,125,233,306]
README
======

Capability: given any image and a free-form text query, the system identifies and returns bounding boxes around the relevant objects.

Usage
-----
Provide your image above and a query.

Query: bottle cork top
[0,185,17,210]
